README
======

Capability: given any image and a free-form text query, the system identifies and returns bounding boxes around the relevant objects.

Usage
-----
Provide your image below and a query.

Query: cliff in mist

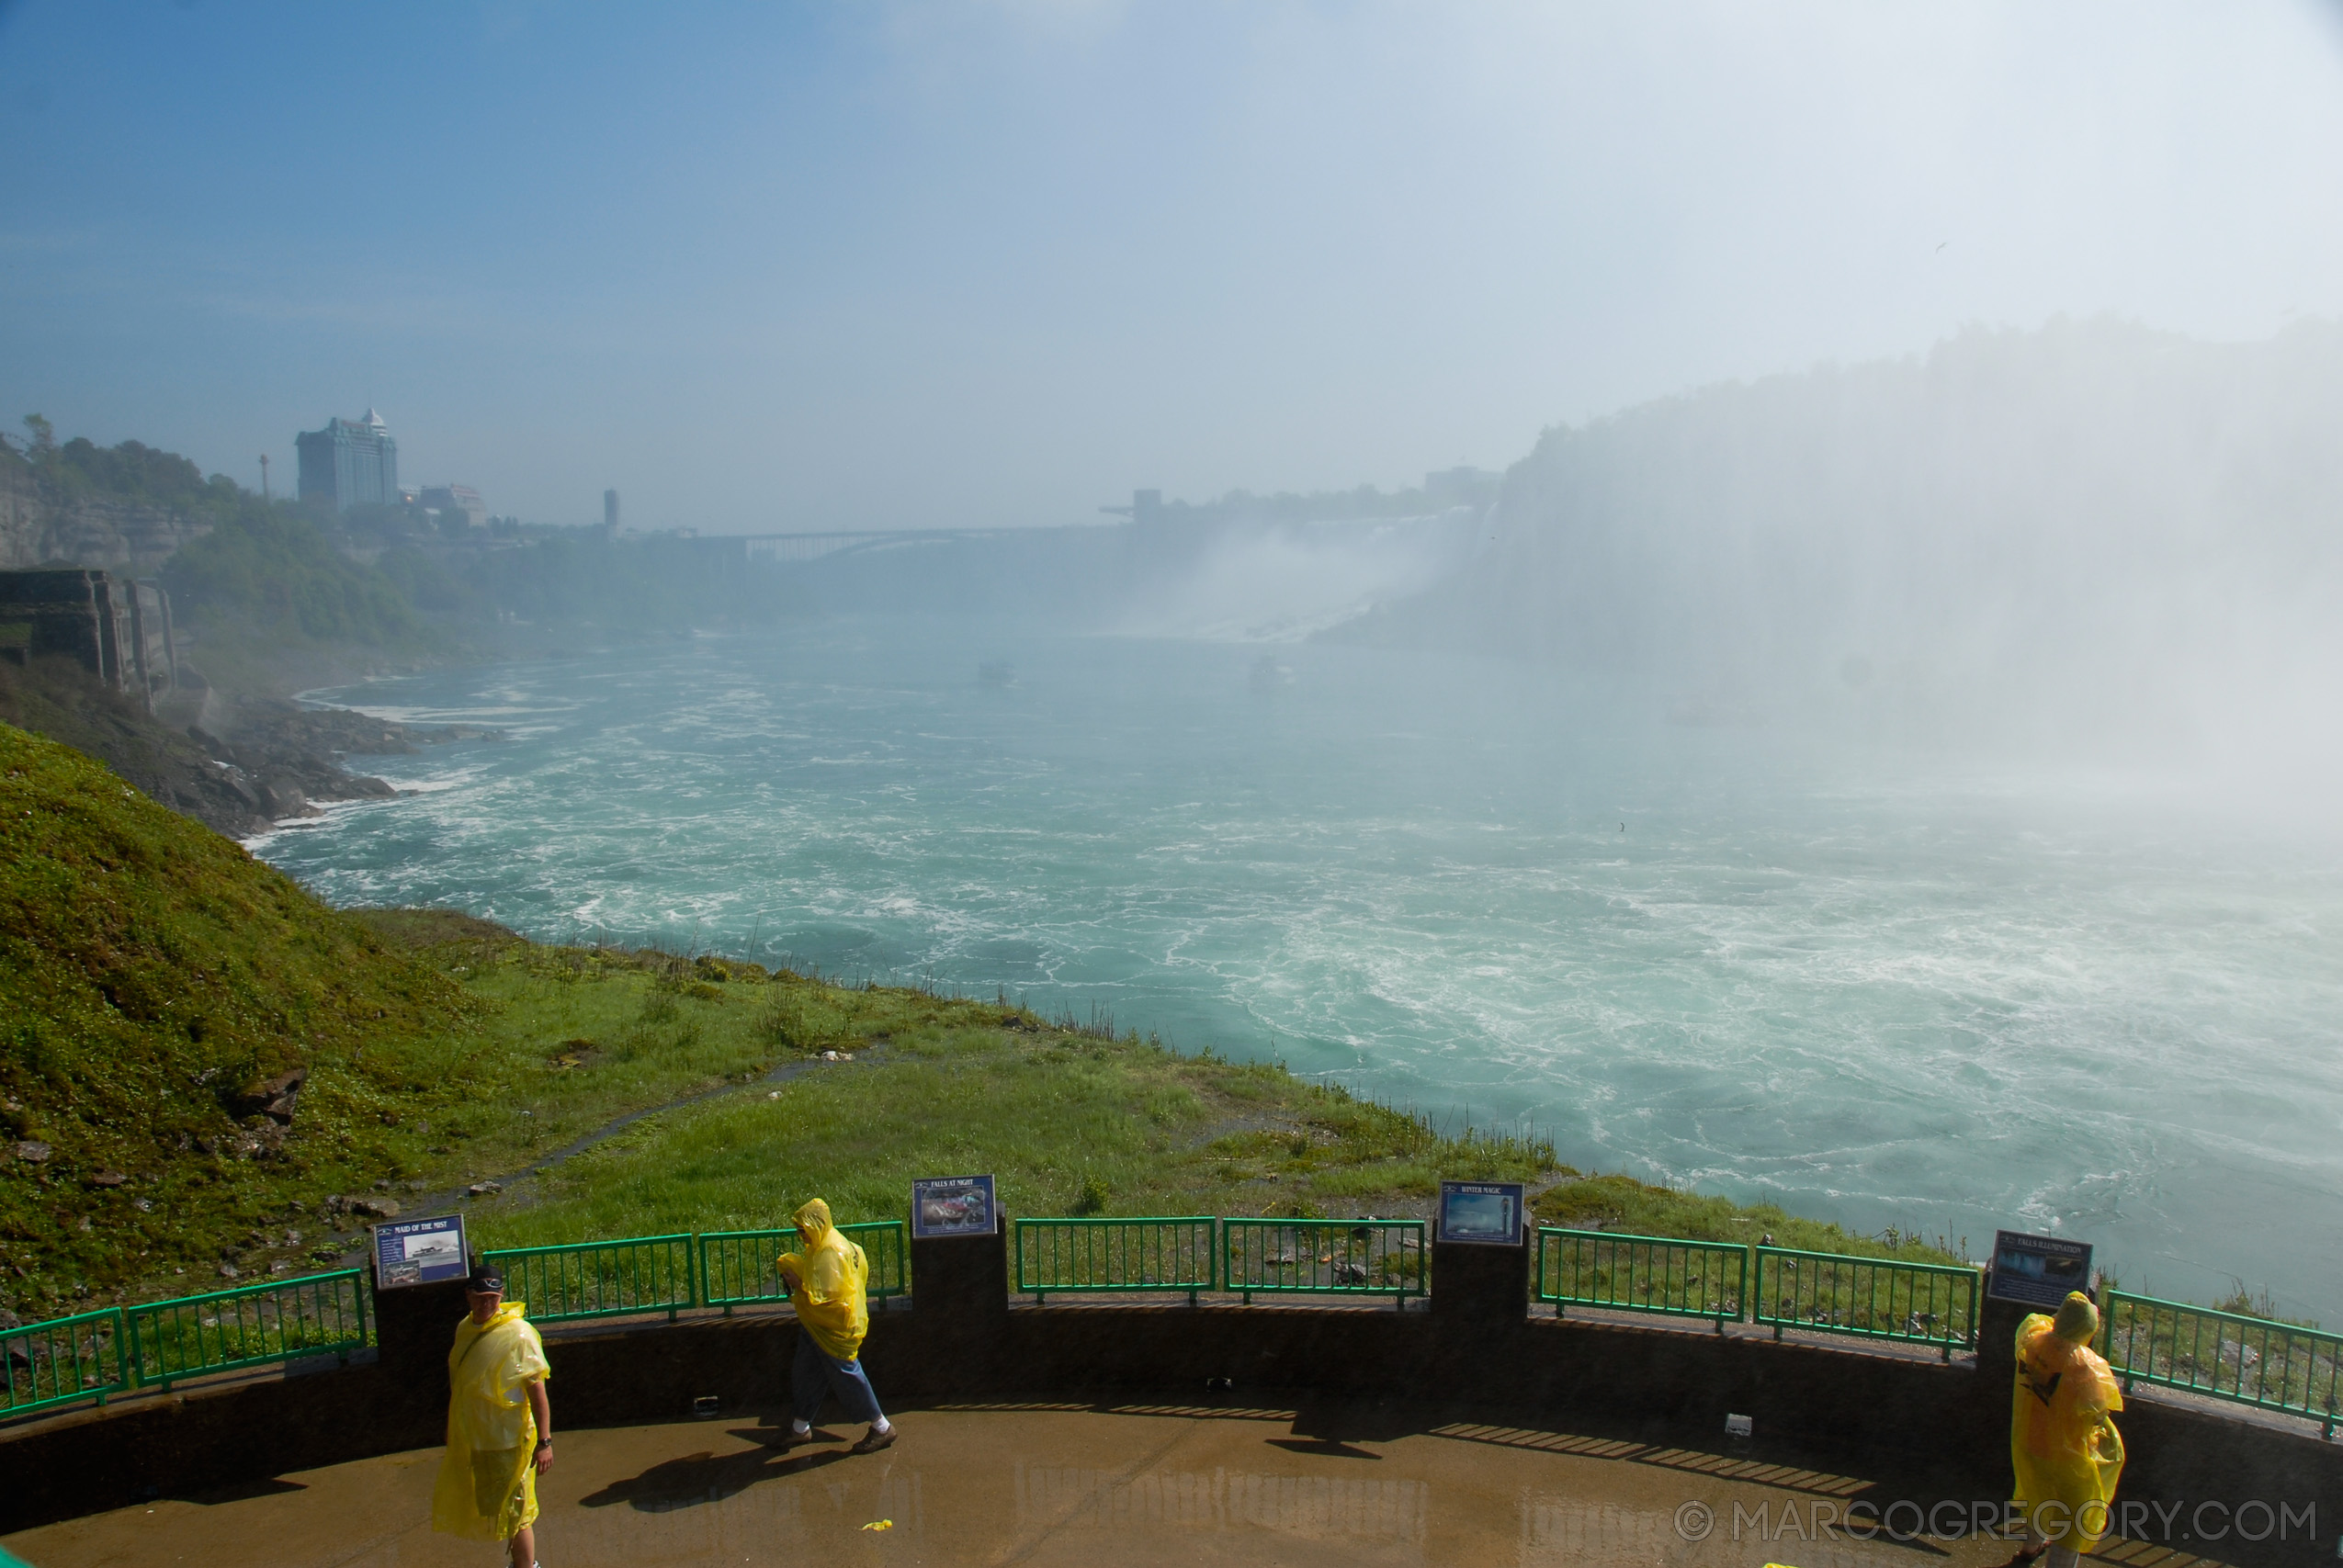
[1374,318,2343,758]
[0,438,216,572]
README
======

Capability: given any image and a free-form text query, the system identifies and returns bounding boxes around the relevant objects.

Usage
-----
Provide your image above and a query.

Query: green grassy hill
[0,722,470,1308]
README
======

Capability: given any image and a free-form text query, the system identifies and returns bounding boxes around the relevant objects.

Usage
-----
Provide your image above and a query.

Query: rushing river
[258,619,2343,1315]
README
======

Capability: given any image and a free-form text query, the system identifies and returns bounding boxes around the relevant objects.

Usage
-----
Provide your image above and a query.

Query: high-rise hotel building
[295,409,399,511]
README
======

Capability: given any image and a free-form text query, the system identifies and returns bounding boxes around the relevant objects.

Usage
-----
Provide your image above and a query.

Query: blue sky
[3,1,2341,532]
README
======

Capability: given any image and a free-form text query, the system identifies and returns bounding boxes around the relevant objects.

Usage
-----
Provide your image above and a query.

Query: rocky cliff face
[0,461,212,571]
[0,657,503,839]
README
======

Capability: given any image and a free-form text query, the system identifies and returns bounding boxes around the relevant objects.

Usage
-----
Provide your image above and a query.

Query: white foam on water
[388,765,492,795]
[256,624,2343,1315]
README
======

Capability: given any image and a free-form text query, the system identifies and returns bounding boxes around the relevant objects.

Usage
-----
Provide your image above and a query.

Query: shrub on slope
[0,722,469,1311]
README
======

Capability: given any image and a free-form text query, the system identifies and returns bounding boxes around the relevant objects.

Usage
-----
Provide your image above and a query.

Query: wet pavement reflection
[4,1402,2049,1567]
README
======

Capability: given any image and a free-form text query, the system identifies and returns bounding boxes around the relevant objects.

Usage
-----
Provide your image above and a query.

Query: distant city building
[604,489,619,530]
[295,409,399,512]
[419,484,486,529]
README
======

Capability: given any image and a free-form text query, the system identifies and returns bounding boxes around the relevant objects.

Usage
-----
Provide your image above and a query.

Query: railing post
[911,1210,1010,1321]
[904,1208,1010,1400]
[106,1307,128,1402]
[371,1262,468,1444]
[1975,1287,2029,1394]
[128,1309,153,1393]
[1432,1230,1529,1328]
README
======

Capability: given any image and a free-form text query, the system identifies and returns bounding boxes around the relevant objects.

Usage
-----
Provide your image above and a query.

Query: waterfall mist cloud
[1,3,2340,531]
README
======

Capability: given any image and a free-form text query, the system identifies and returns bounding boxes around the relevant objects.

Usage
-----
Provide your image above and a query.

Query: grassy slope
[0,660,218,795]
[352,915,1961,1274]
[2,722,1960,1319]
[0,723,470,1308]
[1530,1175,1975,1267]
[342,911,1559,1248]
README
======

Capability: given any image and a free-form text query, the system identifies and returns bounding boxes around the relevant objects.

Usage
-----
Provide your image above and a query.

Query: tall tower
[604,489,620,531]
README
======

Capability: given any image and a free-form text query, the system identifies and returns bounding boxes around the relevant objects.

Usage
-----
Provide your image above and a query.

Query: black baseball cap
[465,1263,505,1293]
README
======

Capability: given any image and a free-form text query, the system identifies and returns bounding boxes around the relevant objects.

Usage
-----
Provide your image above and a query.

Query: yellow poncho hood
[778,1197,869,1361]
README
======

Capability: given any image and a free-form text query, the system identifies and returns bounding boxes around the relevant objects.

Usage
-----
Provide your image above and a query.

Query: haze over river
[260,621,2343,1315]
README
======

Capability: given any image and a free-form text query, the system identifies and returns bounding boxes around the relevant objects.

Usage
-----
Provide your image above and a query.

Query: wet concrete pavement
[4,1400,2034,1568]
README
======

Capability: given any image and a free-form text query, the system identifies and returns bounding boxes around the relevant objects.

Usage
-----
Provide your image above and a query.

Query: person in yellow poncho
[777,1197,894,1453]
[2007,1291,2125,1568]
[432,1264,553,1568]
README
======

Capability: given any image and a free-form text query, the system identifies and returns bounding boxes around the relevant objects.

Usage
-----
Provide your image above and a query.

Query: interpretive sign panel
[373,1213,470,1289]
[1987,1229,2092,1310]
[1437,1180,1525,1246]
[911,1174,998,1239]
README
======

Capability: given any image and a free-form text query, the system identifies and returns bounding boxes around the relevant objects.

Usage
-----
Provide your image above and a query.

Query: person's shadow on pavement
[577,1427,855,1513]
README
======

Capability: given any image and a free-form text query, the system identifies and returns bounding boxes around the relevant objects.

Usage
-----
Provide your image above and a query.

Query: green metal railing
[1015,1217,1218,1304]
[698,1221,910,1311]
[1535,1228,1747,1331]
[840,1222,909,1299]
[2101,1290,2343,1437]
[1753,1246,1978,1359]
[483,1235,696,1324]
[125,1270,369,1392]
[44,1216,2343,1453]
[1223,1219,1425,1304]
[1,1305,130,1418]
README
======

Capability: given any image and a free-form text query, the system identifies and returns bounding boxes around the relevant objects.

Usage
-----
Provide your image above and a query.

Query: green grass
[369,935,1560,1249]
[1531,1172,1969,1267]
[376,928,1961,1271]
[0,722,470,1310]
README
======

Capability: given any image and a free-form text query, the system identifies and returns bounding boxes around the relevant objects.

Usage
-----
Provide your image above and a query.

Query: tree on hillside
[162,493,421,646]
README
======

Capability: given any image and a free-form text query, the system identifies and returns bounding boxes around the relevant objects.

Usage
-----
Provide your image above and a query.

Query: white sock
[790,1418,810,1435]
[871,1416,891,1434]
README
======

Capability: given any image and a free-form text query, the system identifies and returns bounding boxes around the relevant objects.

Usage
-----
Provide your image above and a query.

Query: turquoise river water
[256,620,2343,1315]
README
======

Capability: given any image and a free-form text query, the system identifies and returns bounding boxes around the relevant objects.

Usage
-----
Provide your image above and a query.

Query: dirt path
[322,1046,886,1267]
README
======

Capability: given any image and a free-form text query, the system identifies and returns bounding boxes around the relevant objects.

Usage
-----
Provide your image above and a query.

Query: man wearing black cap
[431,1263,553,1568]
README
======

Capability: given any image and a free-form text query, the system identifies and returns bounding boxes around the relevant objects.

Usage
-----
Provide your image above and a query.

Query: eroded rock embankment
[185,695,501,835]
[0,655,498,837]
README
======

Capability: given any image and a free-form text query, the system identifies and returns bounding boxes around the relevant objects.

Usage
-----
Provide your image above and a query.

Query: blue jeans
[791,1332,882,1426]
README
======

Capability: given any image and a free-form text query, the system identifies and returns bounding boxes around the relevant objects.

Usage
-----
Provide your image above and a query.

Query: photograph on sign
[1436,1180,1524,1246]
[372,1213,470,1290]
[1986,1228,2093,1310]
[911,1174,998,1238]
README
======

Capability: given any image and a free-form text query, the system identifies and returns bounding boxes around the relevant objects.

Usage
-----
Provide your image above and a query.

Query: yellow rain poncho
[2011,1292,2125,1553]
[431,1301,550,1542]
[777,1198,869,1361]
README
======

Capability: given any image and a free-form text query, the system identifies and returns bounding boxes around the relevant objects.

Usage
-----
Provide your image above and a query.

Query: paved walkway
[3,1401,2066,1567]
